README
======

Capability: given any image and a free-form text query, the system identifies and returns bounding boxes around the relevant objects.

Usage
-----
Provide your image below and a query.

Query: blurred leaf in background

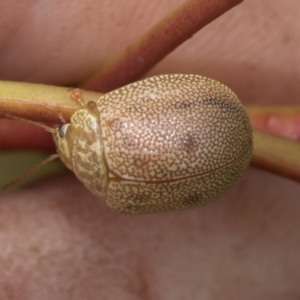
[0,151,64,190]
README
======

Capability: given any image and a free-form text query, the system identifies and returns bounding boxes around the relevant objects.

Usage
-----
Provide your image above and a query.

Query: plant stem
[81,0,244,92]
[252,129,300,182]
[247,105,300,141]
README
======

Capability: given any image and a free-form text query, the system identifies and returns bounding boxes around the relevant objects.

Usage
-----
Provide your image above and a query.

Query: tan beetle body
[53,74,252,214]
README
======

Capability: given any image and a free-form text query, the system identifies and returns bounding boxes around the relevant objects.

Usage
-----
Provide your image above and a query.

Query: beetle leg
[69,88,86,107]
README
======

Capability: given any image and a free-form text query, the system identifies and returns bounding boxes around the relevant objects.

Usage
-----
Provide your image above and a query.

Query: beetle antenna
[0,113,56,133]
[1,154,59,191]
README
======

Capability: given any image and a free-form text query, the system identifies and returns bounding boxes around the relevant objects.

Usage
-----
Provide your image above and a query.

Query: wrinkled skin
[0,0,300,299]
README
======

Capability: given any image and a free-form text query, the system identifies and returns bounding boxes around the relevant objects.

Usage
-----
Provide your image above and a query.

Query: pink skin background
[0,0,300,299]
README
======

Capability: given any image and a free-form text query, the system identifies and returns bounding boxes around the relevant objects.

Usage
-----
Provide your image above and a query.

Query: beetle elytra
[52,74,252,214]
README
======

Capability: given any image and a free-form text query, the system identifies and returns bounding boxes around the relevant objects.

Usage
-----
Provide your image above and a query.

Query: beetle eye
[58,124,67,138]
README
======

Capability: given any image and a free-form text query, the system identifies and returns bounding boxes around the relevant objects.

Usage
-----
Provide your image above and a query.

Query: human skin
[0,0,300,299]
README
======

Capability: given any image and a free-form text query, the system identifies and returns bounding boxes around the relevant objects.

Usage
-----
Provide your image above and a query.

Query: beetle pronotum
[3,74,253,214]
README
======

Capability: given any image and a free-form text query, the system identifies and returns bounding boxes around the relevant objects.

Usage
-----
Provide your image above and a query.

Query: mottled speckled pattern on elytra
[53,74,253,214]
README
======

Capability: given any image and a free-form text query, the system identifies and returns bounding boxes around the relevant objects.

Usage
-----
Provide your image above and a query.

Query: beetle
[52,74,252,214]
